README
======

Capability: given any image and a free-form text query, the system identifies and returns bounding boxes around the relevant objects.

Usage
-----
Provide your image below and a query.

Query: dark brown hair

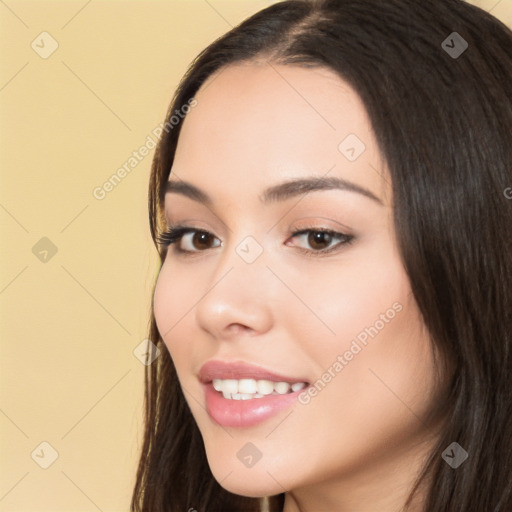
[131,1,512,510]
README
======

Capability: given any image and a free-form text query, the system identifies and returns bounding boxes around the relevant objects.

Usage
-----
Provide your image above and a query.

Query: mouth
[199,360,310,427]
[210,377,307,400]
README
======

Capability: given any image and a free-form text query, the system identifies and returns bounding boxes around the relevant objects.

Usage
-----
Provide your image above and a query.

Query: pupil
[194,232,211,249]
[309,231,331,250]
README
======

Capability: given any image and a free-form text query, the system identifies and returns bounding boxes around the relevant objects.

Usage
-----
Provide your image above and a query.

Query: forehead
[170,62,388,206]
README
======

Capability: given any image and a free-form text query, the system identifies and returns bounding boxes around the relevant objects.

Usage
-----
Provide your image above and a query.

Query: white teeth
[232,393,260,400]
[223,379,239,394]
[274,382,291,394]
[238,379,258,394]
[257,379,274,395]
[212,378,307,399]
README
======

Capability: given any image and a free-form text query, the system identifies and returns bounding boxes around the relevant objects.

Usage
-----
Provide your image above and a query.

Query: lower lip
[203,383,307,428]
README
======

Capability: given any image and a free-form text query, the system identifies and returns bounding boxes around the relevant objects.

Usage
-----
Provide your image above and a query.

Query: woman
[131,1,512,510]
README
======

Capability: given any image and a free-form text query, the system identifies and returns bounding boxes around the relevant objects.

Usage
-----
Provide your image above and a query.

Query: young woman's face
[154,63,443,507]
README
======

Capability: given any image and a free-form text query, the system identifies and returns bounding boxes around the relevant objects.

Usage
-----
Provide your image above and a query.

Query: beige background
[1,1,510,511]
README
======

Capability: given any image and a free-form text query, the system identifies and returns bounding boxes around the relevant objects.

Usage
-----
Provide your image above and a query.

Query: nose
[195,239,275,341]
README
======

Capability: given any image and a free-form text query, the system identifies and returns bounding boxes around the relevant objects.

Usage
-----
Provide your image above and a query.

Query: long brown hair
[131,1,512,510]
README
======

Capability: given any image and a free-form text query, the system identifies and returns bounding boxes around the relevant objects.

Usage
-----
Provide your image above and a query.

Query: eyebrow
[164,176,383,206]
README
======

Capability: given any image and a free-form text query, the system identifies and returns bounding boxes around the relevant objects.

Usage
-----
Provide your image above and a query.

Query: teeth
[257,379,274,395]
[225,379,239,394]
[274,382,291,394]
[232,392,262,400]
[212,378,307,400]
[238,379,258,394]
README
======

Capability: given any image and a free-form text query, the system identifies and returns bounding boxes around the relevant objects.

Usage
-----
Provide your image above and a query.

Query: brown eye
[289,229,354,254]
[178,230,221,252]
[307,231,333,250]
[191,232,216,250]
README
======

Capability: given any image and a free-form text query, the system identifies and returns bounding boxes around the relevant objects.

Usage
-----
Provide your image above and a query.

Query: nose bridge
[212,229,269,286]
[194,232,274,336]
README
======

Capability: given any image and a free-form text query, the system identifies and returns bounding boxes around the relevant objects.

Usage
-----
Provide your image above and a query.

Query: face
[153,62,443,504]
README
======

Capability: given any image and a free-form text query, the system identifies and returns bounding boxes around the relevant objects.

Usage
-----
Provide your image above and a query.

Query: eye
[156,226,221,253]
[288,228,354,255]
[180,230,221,252]
[157,225,354,256]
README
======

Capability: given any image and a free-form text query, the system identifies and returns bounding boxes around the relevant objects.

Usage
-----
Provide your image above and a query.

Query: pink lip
[199,360,307,384]
[199,360,310,428]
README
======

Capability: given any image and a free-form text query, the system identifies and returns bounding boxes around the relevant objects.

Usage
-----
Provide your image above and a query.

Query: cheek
[291,246,436,438]
[283,236,411,358]
[153,266,173,342]
[277,284,437,487]
[303,279,435,442]
[153,264,194,362]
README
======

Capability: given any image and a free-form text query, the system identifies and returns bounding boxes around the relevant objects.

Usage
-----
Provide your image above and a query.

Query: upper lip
[199,360,309,384]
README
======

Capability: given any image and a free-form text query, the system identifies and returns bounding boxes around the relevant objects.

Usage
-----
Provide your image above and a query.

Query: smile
[212,378,307,400]
[199,360,310,427]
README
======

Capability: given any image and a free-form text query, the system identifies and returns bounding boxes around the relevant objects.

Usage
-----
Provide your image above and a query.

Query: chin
[206,452,292,498]
[215,475,280,498]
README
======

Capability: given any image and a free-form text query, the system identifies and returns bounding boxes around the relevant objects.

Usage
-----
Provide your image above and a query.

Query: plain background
[1,1,510,510]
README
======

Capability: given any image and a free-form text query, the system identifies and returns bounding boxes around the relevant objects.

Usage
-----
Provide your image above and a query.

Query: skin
[153,62,445,512]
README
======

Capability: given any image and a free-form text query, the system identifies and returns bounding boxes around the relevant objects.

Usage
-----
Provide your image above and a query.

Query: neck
[281,435,435,512]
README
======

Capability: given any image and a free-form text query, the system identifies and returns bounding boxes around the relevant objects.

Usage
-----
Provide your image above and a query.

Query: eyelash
[156,224,354,257]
